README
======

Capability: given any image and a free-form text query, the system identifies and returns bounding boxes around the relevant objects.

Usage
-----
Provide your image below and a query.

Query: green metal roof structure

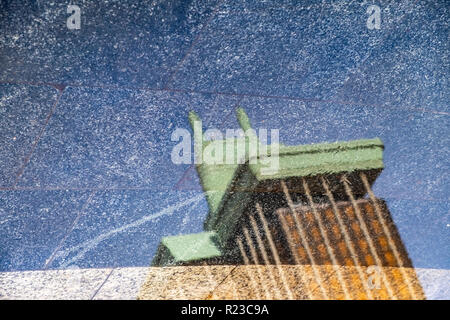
[152,108,384,266]
[152,231,222,266]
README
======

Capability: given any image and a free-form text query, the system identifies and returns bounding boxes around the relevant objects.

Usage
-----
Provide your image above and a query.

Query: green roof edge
[152,231,222,266]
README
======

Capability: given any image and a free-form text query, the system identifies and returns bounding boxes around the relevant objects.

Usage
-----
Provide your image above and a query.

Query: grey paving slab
[17,87,239,189]
[0,84,59,187]
[386,199,449,269]
[336,0,449,113]
[168,0,415,98]
[93,267,149,300]
[416,268,450,300]
[0,190,91,271]
[0,267,112,300]
[47,190,208,269]
[0,0,219,88]
[0,266,448,300]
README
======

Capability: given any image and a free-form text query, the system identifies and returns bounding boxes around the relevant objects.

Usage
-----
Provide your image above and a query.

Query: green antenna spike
[236,107,253,132]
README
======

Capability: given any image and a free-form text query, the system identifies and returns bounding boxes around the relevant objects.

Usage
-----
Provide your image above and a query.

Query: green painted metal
[206,138,384,245]
[152,231,222,266]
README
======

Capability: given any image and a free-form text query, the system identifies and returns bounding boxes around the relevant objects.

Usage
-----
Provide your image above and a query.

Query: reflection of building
[274,199,412,267]
[150,109,425,300]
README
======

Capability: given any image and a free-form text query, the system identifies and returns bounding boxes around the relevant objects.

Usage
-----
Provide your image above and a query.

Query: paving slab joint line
[205,265,238,299]
[0,81,446,116]
[43,190,97,269]
[163,0,226,90]
[12,88,65,187]
[90,268,115,300]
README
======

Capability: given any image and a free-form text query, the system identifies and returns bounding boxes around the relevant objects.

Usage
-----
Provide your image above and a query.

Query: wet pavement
[0,0,448,299]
